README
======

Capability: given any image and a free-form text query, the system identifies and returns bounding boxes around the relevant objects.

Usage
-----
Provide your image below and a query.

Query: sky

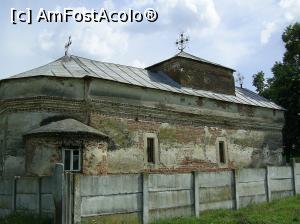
[1,0,300,91]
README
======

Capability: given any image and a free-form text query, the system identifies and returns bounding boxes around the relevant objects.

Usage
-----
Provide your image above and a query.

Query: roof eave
[23,131,109,139]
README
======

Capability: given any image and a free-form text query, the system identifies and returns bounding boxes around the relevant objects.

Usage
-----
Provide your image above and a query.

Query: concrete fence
[0,176,55,218]
[0,161,299,224]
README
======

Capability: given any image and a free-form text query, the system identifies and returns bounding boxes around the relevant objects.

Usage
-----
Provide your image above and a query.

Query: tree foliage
[252,71,265,95]
[252,22,300,159]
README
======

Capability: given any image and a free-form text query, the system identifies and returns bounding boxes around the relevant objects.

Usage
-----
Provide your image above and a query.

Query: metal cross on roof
[64,36,72,57]
[176,32,189,52]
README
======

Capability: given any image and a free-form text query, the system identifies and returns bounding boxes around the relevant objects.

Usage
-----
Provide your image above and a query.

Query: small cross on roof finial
[64,36,72,57]
[175,32,189,52]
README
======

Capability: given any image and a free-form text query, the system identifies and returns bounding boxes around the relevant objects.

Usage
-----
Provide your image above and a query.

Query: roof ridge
[71,55,146,70]
[1,54,284,111]
[7,56,65,79]
[146,51,235,71]
[175,51,234,71]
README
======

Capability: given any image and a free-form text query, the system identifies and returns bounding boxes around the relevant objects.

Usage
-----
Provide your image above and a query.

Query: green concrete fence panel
[1,163,300,224]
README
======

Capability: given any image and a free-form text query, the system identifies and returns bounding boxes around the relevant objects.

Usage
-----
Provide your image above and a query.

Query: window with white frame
[63,149,81,171]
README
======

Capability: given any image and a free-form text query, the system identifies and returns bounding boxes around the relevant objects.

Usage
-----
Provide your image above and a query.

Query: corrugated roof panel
[101,62,133,84]
[237,88,284,109]
[92,61,128,83]
[88,60,116,80]
[105,63,146,87]
[235,91,258,106]
[128,67,180,92]
[136,69,193,95]
[221,94,242,104]
[75,57,111,80]
[3,55,284,110]
[51,60,83,77]
[78,58,120,80]
[116,65,161,89]
[236,88,273,108]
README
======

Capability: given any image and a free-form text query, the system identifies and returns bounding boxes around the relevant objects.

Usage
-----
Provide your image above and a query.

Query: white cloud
[258,0,300,45]
[209,37,255,68]
[38,30,55,51]
[33,1,221,61]
[260,22,277,44]
[73,22,129,59]
[34,6,130,60]
[279,0,300,21]
[195,0,220,28]
[129,0,220,35]
[1,0,296,90]
[131,59,146,68]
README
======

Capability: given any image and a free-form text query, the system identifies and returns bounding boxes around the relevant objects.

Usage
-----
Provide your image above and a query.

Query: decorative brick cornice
[0,96,283,131]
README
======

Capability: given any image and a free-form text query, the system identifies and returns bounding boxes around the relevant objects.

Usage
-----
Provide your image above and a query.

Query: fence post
[266,166,271,202]
[53,163,64,224]
[143,173,149,224]
[292,158,297,195]
[11,176,16,213]
[73,174,81,224]
[36,177,41,215]
[193,171,200,217]
[234,169,239,210]
[64,173,72,224]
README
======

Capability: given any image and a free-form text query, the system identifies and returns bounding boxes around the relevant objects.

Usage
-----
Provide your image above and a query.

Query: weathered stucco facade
[0,52,284,176]
[147,52,235,95]
[23,119,109,176]
[25,135,108,176]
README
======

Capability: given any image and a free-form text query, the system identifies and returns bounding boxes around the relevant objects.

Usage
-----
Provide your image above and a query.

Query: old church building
[0,48,284,176]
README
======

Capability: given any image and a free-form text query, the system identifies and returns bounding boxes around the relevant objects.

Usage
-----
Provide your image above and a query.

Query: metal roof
[4,55,284,110]
[25,119,108,137]
[146,51,235,71]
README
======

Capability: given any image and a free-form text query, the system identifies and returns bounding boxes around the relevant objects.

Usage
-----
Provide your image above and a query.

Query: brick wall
[90,113,283,174]
[148,57,235,95]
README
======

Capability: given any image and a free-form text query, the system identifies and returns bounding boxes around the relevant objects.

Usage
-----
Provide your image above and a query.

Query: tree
[252,71,265,95]
[253,22,300,161]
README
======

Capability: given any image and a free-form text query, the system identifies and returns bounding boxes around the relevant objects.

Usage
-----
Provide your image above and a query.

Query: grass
[0,212,51,224]
[152,195,300,224]
[1,196,299,224]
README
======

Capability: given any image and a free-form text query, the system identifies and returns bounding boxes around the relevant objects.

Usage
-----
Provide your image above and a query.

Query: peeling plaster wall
[0,112,85,176]
[0,77,84,100]
[25,135,108,176]
[83,140,108,175]
[0,76,284,176]
[91,114,283,174]
[25,136,61,176]
[88,78,284,125]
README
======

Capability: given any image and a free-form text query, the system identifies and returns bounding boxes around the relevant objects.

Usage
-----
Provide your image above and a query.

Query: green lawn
[1,196,299,224]
[152,195,300,224]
